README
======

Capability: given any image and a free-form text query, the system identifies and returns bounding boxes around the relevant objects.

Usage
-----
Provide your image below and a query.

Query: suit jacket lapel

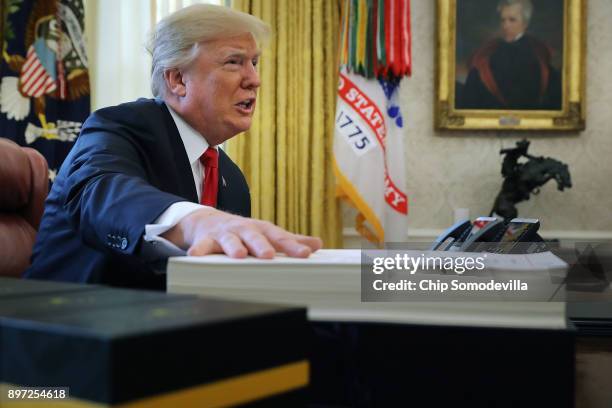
[157,100,198,203]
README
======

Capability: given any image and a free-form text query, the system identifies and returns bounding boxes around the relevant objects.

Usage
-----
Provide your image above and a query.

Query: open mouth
[235,98,255,111]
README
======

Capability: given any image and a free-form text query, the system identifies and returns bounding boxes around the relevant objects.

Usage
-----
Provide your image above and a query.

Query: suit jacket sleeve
[60,103,188,257]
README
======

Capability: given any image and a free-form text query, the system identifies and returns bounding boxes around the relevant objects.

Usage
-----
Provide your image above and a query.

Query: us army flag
[333,69,408,244]
[333,0,411,245]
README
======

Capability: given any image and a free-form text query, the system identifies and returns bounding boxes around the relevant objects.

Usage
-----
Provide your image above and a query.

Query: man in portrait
[457,0,562,110]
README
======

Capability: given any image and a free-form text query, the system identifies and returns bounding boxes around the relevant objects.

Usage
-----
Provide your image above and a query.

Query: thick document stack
[0,278,308,407]
[167,249,568,329]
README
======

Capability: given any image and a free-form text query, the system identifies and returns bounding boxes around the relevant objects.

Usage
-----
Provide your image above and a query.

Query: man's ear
[164,69,187,97]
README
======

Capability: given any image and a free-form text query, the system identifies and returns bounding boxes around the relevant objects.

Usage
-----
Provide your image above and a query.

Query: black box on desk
[0,281,308,407]
[0,282,193,318]
[0,277,98,299]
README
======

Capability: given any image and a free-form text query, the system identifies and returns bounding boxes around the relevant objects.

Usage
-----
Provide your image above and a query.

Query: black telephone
[433,217,546,254]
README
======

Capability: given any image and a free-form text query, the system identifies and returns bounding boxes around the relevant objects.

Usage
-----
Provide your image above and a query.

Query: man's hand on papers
[162,207,323,259]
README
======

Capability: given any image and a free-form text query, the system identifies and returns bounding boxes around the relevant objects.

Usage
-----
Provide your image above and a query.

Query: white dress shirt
[142,105,217,257]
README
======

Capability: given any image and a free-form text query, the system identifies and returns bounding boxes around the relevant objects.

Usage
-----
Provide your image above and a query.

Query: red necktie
[199,147,218,207]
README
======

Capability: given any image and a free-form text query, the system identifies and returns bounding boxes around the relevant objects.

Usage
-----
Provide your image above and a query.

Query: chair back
[0,138,48,277]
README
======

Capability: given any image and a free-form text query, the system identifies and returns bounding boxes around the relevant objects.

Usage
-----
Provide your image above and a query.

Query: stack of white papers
[167,249,567,329]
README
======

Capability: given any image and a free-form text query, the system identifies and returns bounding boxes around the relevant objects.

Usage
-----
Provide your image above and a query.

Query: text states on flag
[337,73,386,148]
[337,72,407,215]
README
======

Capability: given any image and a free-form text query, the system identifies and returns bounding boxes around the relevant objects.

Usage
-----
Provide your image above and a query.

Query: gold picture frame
[435,0,586,131]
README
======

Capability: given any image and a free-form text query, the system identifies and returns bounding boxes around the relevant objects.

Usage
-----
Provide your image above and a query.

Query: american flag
[20,45,57,98]
[1,0,90,185]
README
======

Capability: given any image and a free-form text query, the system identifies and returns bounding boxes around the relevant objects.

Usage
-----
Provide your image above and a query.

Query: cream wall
[346,0,612,243]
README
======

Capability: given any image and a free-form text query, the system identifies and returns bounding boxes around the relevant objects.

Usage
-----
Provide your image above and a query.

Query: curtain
[84,0,220,110]
[83,0,153,109]
[228,0,343,248]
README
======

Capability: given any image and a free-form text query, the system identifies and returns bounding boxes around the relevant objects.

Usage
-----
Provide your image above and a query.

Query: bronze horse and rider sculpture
[491,140,572,222]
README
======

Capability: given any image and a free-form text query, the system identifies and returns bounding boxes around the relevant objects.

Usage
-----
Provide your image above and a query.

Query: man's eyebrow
[220,48,262,59]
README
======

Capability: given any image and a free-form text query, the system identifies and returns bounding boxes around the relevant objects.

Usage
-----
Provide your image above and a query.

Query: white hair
[497,0,533,25]
[147,4,271,98]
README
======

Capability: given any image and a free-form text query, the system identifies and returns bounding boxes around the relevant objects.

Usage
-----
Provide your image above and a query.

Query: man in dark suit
[25,5,322,289]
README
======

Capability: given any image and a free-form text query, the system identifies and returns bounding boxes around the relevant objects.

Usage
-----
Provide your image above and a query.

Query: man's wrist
[161,206,218,249]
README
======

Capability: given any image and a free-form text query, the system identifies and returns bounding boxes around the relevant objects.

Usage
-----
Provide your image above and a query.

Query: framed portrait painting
[435,0,586,131]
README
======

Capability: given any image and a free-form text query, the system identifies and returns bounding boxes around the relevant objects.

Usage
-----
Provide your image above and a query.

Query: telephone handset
[430,219,472,251]
[459,217,505,252]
